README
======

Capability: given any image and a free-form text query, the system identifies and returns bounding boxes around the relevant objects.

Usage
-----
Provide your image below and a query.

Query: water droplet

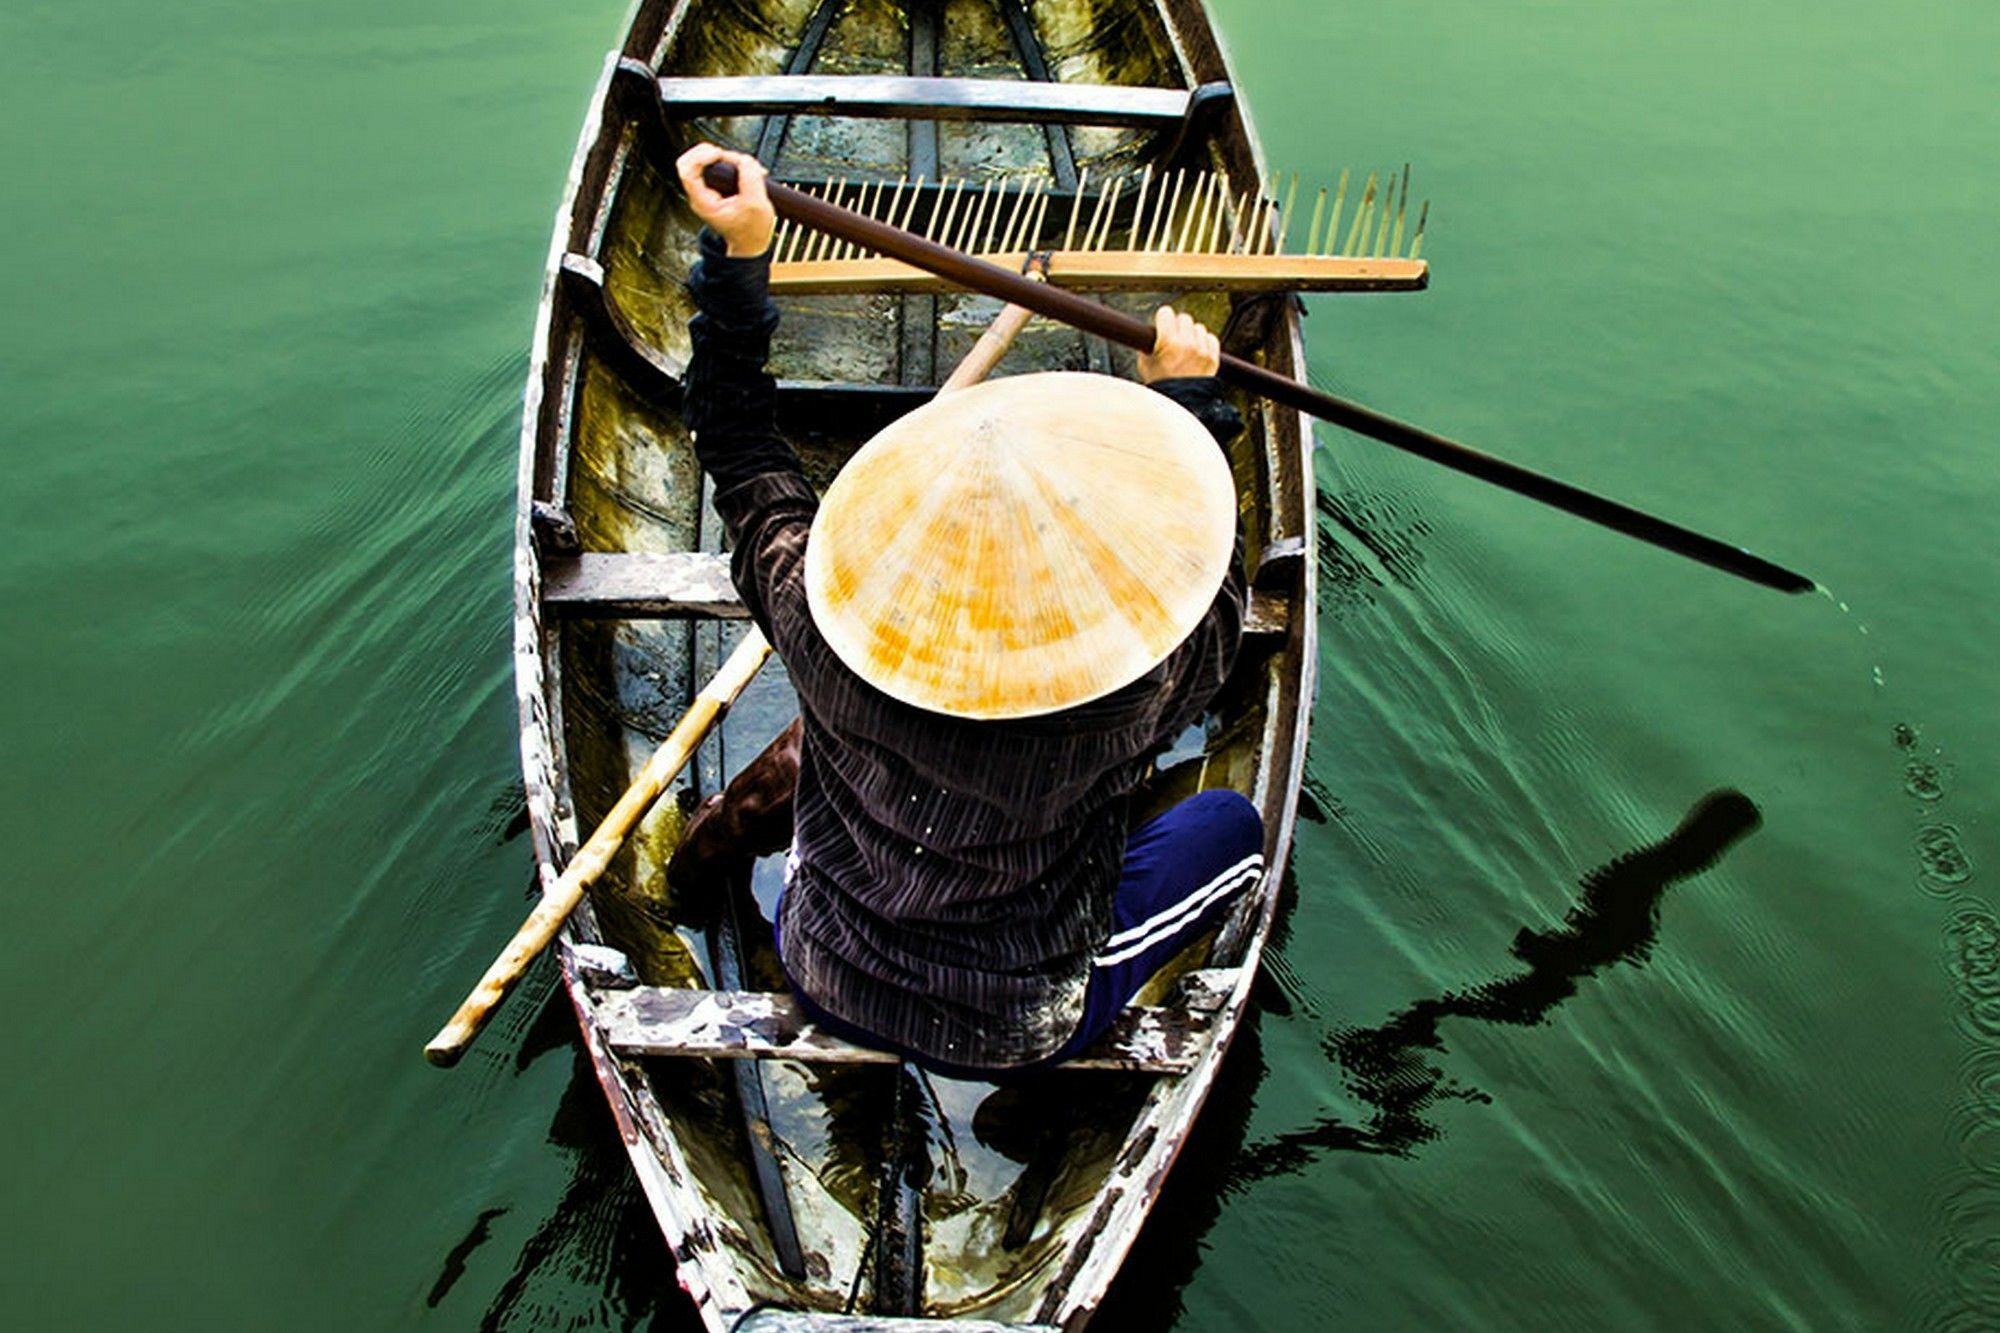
[1908,761,1946,801]
[1923,825,1975,886]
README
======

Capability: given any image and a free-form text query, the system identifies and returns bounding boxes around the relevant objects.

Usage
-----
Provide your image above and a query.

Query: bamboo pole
[939,270,1047,393]
[425,631,772,1067]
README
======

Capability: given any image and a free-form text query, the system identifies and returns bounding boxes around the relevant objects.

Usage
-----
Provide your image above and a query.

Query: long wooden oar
[425,631,771,1067]
[701,161,1813,595]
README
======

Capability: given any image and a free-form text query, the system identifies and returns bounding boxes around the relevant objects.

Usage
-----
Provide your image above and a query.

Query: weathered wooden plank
[656,75,1195,127]
[542,552,745,619]
[544,552,1292,634]
[594,985,1216,1073]
[733,1314,1057,1332]
[769,250,1429,295]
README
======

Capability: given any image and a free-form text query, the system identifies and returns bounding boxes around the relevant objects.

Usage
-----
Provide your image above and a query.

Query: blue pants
[786,788,1265,1080]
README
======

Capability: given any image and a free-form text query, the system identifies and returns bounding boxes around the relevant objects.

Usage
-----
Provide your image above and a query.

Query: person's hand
[1137,305,1221,383]
[676,143,776,258]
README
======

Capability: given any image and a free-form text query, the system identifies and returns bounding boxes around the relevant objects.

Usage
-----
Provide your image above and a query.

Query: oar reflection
[1233,788,1764,1177]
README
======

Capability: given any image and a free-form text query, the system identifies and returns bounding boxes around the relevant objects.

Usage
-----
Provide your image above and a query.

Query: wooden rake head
[767,164,1433,295]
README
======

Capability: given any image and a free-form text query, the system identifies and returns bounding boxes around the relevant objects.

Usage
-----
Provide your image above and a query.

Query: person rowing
[669,143,1265,1079]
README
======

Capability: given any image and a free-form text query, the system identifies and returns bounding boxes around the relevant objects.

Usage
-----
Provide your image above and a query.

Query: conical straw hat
[804,370,1237,720]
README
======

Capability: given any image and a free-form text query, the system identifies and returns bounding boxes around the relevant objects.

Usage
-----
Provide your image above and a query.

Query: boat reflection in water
[1232,788,1764,1174]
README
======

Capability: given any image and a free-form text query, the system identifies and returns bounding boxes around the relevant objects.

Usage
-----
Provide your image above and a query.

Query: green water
[3,0,1995,1327]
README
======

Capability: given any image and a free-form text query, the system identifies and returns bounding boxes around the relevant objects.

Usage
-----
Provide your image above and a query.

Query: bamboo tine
[1279,173,1301,253]
[1171,172,1203,251]
[1366,170,1385,258]
[781,186,813,261]
[1372,169,1396,257]
[1148,169,1184,252]
[1014,179,1045,252]
[1176,172,1208,250]
[1063,166,1090,251]
[946,180,971,252]
[1391,166,1409,257]
[1021,178,1051,251]
[1127,166,1153,252]
[424,631,773,1067]
[1223,187,1248,255]
[972,178,1000,253]
[932,177,965,244]
[1304,186,1327,257]
[961,178,994,252]
[1025,185,1051,253]
[1325,167,1350,256]
[1200,179,1225,253]
[997,177,1032,253]
[848,179,881,259]
[1023,178,1051,250]
[887,173,914,239]
[1257,172,1277,254]
[1088,176,1124,251]
[1343,172,1376,256]
[1409,199,1430,260]
[1176,175,1203,252]
[994,178,1020,254]
[980,179,1006,252]
[1080,178,1114,253]
[1202,176,1229,252]
[808,183,840,264]
[983,177,1013,252]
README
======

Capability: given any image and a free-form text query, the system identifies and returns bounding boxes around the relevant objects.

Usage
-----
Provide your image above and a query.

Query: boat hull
[513,1,1317,1325]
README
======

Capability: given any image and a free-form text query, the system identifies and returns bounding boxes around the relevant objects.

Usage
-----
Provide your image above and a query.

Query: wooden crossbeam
[655,75,1198,127]
[769,251,1428,294]
[735,1314,1056,1332]
[541,552,1290,634]
[543,553,744,619]
[593,970,1236,1072]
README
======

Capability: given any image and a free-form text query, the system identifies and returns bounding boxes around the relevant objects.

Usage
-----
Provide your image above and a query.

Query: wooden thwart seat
[592,969,1237,1074]
[736,1314,1055,1333]
[542,551,1291,634]
[654,74,1216,128]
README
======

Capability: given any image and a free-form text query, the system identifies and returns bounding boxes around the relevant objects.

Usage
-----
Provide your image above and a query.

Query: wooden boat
[510,0,1369,1325]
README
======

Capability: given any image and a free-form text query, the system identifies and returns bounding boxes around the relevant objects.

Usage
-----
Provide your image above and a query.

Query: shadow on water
[429,986,696,1332]
[1233,788,1763,1178]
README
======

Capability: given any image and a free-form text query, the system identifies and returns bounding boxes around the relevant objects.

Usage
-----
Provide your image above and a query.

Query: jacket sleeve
[1144,375,1245,450]
[681,228,802,490]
